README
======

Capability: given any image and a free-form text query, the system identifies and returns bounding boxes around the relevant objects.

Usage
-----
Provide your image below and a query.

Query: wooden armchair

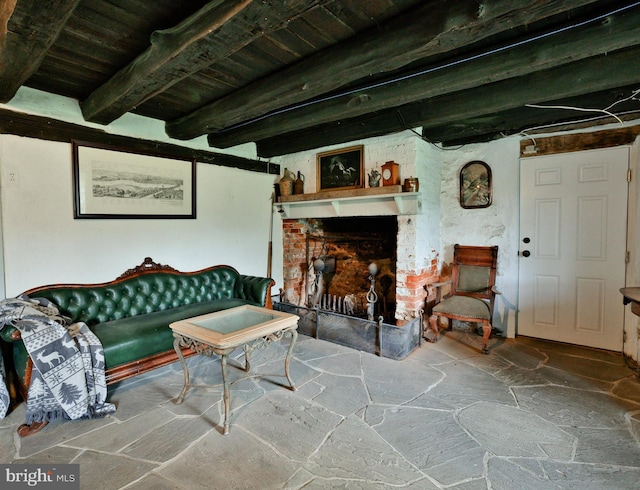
[426,245,499,354]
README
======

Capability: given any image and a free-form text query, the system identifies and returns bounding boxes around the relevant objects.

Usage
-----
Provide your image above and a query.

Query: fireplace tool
[379,274,393,317]
[309,257,326,307]
[366,263,378,321]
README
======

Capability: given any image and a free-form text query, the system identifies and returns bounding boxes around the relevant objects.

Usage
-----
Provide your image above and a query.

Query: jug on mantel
[293,171,305,195]
[279,168,295,197]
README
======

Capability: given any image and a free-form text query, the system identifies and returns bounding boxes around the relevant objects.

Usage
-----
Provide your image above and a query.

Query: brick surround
[281,216,438,325]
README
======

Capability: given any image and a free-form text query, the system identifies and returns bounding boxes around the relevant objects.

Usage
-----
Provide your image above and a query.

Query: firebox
[305,216,397,322]
[281,216,403,320]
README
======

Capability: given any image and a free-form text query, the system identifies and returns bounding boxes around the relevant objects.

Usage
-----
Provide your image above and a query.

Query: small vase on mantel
[368,169,381,187]
[293,171,305,194]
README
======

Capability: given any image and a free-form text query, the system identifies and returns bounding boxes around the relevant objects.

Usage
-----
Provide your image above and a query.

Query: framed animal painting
[316,145,364,192]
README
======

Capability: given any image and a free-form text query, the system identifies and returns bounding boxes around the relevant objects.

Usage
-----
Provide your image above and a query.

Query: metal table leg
[284,327,298,391]
[173,334,189,404]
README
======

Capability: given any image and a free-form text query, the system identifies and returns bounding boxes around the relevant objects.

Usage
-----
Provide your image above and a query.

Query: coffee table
[170,305,299,434]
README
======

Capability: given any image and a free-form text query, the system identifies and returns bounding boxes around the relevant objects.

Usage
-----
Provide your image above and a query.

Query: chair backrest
[450,245,499,305]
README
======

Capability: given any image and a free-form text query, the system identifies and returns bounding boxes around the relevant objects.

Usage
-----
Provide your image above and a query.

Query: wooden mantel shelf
[275,185,420,218]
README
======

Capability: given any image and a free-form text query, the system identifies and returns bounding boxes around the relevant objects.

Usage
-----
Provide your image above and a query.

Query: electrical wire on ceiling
[397,110,465,150]
[210,1,640,135]
[519,88,640,143]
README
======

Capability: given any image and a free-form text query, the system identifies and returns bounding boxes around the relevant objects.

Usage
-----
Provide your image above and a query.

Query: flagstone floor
[2,329,640,489]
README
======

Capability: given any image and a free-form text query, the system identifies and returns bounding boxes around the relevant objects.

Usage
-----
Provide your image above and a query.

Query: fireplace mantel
[275,185,420,218]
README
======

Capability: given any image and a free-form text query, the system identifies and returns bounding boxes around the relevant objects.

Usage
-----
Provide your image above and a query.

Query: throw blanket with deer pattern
[0,295,115,423]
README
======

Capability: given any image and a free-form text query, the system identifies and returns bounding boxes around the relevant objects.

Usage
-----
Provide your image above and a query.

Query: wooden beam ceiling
[0,0,80,102]
[80,0,329,125]
[209,5,640,149]
[165,0,603,141]
[1,0,639,158]
[255,47,640,156]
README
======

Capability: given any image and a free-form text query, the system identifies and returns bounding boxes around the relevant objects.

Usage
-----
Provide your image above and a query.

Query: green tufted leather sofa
[1,257,275,400]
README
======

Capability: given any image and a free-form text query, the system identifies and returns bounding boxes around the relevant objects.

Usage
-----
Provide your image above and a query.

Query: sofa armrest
[237,275,276,307]
[0,325,21,343]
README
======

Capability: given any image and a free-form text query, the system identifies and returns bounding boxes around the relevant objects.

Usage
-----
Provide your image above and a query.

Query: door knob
[521,250,531,257]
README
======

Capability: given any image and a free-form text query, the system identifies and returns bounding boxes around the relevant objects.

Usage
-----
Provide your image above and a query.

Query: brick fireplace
[280,208,438,326]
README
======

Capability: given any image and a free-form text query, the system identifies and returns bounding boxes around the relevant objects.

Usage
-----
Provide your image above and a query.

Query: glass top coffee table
[170,305,299,435]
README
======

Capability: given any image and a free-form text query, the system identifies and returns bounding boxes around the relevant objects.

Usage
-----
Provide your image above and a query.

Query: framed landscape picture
[72,141,196,219]
[316,145,364,192]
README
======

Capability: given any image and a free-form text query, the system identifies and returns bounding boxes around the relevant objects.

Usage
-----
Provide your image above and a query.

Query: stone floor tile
[303,415,423,485]
[374,406,484,484]
[64,406,176,453]
[303,351,363,376]
[570,427,640,466]
[12,445,80,464]
[538,365,616,391]
[427,331,489,360]
[491,364,554,387]
[487,457,559,490]
[125,473,185,490]
[513,385,640,429]
[613,376,640,403]
[421,448,488,486]
[163,389,221,417]
[491,338,548,369]
[406,341,460,366]
[157,426,299,489]
[293,335,356,361]
[17,414,115,458]
[412,360,515,410]
[121,415,217,462]
[283,467,317,489]
[74,450,158,489]
[0,426,17,462]
[309,373,369,416]
[362,354,444,405]
[541,460,640,489]
[528,338,626,365]
[236,391,342,462]
[458,402,575,459]
[299,477,439,489]
[545,352,635,382]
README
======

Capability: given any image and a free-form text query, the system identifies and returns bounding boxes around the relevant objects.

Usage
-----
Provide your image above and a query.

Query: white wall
[277,133,520,336]
[0,135,276,295]
[438,137,521,337]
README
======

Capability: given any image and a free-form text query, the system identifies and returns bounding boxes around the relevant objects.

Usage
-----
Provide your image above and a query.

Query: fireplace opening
[306,216,398,324]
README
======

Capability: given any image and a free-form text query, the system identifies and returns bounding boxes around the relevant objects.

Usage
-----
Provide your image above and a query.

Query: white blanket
[0,295,115,423]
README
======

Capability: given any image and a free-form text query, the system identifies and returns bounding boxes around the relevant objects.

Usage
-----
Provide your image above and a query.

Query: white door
[518,147,629,351]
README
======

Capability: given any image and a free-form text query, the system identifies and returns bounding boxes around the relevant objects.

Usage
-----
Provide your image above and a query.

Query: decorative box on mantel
[275,185,420,219]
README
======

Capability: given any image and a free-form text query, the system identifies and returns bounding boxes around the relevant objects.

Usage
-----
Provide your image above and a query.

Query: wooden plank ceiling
[1,0,639,158]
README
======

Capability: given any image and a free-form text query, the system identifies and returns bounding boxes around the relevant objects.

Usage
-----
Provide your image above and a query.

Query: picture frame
[460,160,492,209]
[316,145,364,192]
[72,141,196,219]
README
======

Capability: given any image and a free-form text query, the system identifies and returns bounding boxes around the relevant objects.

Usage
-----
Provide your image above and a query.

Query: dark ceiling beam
[0,108,277,174]
[208,5,640,148]
[0,0,81,103]
[81,0,326,125]
[423,90,640,147]
[255,47,640,157]
[166,0,601,140]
